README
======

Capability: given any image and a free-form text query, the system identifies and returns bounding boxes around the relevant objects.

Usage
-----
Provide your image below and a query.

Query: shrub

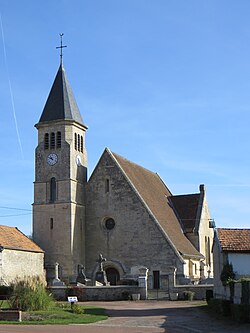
[9,276,53,311]
[206,289,213,303]
[221,300,231,316]
[71,303,84,314]
[183,291,195,301]
[231,304,249,323]
[121,291,130,300]
[220,263,235,286]
[207,298,223,314]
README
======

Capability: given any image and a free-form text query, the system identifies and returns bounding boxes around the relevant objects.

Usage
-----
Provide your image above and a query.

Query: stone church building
[33,63,214,291]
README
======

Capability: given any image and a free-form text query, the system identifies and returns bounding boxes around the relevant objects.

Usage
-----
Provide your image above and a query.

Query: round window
[105,218,115,230]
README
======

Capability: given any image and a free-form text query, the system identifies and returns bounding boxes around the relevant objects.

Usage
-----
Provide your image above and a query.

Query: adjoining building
[213,228,250,298]
[0,225,44,285]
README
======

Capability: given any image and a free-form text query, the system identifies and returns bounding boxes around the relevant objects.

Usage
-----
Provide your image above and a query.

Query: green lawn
[0,302,108,325]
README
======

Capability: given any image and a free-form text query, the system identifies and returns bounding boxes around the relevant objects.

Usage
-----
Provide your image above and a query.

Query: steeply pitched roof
[38,64,85,125]
[110,150,203,259]
[170,194,200,232]
[0,225,43,253]
[217,228,250,253]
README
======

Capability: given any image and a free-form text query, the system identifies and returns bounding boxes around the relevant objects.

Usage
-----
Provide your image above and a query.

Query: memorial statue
[96,253,106,272]
[76,264,87,284]
[95,253,108,285]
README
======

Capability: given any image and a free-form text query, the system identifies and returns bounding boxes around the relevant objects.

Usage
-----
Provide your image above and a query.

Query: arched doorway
[105,267,120,285]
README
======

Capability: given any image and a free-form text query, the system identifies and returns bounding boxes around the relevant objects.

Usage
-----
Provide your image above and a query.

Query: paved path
[1,300,250,333]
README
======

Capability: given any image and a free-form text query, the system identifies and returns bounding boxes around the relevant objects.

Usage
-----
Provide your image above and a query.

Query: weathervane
[56,33,67,65]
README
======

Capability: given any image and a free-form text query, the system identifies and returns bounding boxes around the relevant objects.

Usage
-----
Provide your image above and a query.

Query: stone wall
[86,150,183,288]
[1,249,44,285]
[173,284,214,300]
[48,285,146,301]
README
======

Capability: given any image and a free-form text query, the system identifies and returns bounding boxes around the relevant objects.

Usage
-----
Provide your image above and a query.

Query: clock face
[47,153,58,166]
[76,155,82,166]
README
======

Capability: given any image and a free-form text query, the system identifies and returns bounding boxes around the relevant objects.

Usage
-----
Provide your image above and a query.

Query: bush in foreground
[9,276,53,311]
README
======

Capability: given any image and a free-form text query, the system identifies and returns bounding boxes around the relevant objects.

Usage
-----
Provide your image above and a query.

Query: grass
[0,302,108,325]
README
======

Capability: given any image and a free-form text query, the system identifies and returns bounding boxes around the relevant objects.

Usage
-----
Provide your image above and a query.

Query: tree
[220,262,235,286]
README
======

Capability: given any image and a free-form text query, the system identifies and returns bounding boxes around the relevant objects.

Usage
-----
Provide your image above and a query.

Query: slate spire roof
[38,64,85,125]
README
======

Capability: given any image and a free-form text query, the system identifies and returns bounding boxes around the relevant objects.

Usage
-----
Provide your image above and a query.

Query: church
[32,60,214,291]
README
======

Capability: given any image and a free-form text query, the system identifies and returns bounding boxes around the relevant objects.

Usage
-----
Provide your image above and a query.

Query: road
[0,300,250,333]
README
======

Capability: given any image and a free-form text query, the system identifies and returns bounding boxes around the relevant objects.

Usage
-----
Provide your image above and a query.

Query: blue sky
[1,0,250,235]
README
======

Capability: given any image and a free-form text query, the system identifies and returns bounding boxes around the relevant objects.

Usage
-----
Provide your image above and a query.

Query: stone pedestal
[51,262,65,286]
[95,271,108,286]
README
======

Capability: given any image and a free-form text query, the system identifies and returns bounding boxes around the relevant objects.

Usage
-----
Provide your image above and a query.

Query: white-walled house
[0,225,45,285]
[213,228,250,298]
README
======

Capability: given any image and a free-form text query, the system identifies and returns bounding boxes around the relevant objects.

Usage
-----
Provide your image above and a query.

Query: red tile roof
[111,151,203,259]
[217,228,250,252]
[0,225,44,253]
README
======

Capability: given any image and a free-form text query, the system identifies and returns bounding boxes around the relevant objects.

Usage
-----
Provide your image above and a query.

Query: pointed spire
[38,64,85,126]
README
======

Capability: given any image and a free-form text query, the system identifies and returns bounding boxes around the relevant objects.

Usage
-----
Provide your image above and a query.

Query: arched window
[80,136,83,153]
[56,131,61,148]
[205,236,208,264]
[44,133,49,149]
[105,179,110,193]
[77,134,80,151]
[74,133,77,150]
[50,132,55,149]
[207,237,211,266]
[50,177,56,202]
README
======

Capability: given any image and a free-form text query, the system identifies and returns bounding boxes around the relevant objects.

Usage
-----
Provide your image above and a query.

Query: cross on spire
[56,33,67,65]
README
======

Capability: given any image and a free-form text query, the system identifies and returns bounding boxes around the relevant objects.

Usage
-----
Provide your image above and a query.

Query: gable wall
[86,152,183,287]
[198,193,214,277]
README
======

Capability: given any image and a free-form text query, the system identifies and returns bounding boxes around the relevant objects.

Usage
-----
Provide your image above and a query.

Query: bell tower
[32,56,88,283]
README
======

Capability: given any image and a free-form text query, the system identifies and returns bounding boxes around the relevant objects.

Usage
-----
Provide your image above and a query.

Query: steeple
[38,64,85,126]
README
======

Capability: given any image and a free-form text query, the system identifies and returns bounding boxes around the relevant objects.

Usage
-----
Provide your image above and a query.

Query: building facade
[33,63,214,290]
[213,228,250,298]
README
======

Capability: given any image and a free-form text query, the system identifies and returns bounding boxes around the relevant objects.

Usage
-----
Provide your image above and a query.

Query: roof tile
[170,194,200,232]
[0,225,44,253]
[111,151,203,258]
[217,228,250,252]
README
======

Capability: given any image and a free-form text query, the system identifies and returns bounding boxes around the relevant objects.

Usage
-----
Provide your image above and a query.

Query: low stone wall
[0,310,22,322]
[214,281,250,305]
[173,284,214,300]
[48,285,146,301]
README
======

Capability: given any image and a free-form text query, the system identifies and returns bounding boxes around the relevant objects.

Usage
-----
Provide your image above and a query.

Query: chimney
[199,184,205,193]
